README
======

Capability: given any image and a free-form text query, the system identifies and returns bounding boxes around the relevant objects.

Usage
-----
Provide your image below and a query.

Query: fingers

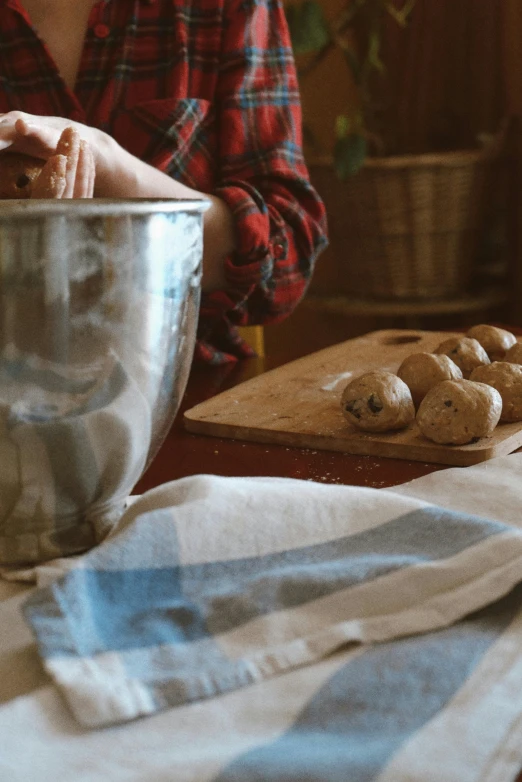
[0,115,97,200]
[29,128,96,200]
[73,140,95,198]
[56,126,81,198]
[31,155,67,198]
[0,115,17,152]
[14,115,60,157]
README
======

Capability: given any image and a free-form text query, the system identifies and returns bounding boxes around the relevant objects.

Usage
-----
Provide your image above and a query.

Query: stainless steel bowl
[0,198,208,565]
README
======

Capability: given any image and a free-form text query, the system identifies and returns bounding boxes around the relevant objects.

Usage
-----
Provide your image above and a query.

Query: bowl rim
[0,197,211,217]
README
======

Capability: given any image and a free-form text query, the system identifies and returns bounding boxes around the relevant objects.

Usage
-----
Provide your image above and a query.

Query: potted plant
[286,0,505,301]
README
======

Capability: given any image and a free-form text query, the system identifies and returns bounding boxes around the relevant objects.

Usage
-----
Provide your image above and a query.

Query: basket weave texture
[310,140,503,301]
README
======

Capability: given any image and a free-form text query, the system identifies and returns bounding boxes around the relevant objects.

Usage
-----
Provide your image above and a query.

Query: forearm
[96,135,235,292]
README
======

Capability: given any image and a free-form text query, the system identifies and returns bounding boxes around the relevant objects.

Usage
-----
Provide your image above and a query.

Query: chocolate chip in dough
[344,401,361,420]
[367,394,383,414]
[16,174,30,189]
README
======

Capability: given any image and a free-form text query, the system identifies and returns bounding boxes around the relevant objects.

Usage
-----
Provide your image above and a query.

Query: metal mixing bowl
[0,198,208,565]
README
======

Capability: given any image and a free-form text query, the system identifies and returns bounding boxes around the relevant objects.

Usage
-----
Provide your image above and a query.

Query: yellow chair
[238,325,265,357]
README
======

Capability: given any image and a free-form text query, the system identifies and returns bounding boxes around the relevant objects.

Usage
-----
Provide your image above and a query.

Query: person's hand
[31,126,95,198]
[0,112,98,197]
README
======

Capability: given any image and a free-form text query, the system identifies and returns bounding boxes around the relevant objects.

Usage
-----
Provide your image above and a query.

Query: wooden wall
[297,0,505,158]
[382,0,504,154]
[502,0,522,323]
[502,0,522,118]
[295,0,522,322]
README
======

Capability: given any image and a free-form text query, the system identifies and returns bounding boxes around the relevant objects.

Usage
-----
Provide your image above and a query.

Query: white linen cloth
[2,455,522,780]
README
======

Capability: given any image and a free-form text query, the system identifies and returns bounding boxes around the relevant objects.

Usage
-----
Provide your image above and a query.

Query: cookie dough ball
[0,152,46,199]
[435,337,490,378]
[396,352,463,407]
[466,324,517,361]
[469,362,522,422]
[416,379,502,445]
[341,370,415,432]
[504,342,522,365]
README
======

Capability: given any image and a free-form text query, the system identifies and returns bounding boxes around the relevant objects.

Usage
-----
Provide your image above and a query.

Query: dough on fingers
[469,361,522,422]
[396,352,462,407]
[0,127,83,200]
[416,379,502,445]
[341,370,415,432]
[466,324,516,361]
[55,126,81,198]
[31,154,67,198]
[435,337,490,378]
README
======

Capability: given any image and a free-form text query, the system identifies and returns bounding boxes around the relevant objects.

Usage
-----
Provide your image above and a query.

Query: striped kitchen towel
[20,447,522,782]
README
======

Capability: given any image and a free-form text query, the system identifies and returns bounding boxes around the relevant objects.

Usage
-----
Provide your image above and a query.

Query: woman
[0,0,328,363]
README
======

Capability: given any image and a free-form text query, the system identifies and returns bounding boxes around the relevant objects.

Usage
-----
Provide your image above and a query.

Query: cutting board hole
[383,334,422,345]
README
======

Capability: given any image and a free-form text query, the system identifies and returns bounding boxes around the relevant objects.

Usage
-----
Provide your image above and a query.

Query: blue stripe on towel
[24,506,507,659]
[214,584,522,782]
[184,507,507,636]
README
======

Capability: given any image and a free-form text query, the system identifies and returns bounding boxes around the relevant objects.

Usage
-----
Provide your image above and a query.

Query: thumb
[15,117,61,156]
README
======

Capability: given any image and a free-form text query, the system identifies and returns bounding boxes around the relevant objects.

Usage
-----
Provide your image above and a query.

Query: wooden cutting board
[184,329,522,466]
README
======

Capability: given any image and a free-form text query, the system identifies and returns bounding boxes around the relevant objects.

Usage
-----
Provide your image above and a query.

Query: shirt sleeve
[200,0,328,333]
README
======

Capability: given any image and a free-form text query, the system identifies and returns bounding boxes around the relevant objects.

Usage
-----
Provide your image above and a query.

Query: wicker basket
[309,135,504,301]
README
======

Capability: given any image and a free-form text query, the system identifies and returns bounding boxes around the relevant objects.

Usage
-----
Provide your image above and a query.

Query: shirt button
[94,23,110,38]
[273,242,286,259]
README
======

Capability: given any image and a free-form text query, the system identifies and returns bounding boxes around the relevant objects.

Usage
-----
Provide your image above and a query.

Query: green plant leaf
[386,0,416,27]
[334,133,368,179]
[335,114,351,139]
[286,0,331,55]
[367,29,384,72]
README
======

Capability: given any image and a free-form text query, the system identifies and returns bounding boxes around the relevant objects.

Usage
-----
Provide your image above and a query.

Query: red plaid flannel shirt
[0,0,328,363]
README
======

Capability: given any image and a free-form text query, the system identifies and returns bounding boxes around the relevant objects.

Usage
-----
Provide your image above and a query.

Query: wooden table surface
[136,320,522,493]
[135,347,449,495]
